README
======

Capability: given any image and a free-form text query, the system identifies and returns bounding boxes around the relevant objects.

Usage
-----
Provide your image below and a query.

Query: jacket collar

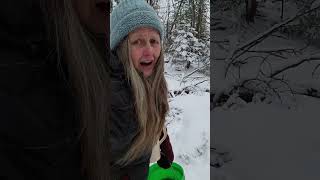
[109,51,127,80]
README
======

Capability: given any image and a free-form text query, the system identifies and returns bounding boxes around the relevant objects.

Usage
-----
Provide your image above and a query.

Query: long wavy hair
[41,0,111,179]
[115,37,169,166]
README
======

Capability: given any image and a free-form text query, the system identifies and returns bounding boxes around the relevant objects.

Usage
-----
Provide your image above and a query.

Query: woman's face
[73,0,109,35]
[128,27,161,78]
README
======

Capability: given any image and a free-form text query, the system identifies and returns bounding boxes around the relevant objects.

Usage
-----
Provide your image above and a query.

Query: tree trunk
[196,0,204,38]
[281,0,284,20]
[245,0,257,23]
[190,0,196,28]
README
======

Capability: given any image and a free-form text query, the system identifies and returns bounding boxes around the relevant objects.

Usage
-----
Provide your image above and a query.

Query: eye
[150,39,159,45]
[131,39,141,45]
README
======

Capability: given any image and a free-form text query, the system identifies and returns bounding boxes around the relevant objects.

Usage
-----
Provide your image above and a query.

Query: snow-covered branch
[271,56,320,78]
[233,3,320,58]
[223,3,320,77]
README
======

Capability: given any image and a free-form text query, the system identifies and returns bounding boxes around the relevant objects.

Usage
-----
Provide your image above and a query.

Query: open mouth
[140,61,153,66]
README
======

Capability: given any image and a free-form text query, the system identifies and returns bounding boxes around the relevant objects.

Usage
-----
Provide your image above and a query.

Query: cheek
[154,46,161,61]
[130,48,142,69]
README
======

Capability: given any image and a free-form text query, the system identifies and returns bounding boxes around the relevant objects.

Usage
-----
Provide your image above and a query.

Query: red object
[160,131,174,162]
[121,175,130,180]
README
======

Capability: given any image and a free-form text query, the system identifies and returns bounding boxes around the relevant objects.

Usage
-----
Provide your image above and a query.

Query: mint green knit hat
[110,0,164,50]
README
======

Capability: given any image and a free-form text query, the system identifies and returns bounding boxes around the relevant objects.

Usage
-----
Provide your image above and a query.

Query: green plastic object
[148,162,185,180]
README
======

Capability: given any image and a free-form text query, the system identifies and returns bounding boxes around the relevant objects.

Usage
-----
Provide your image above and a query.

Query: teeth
[141,60,152,63]
[140,61,152,65]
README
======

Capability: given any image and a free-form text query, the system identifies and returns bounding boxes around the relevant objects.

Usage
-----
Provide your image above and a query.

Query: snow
[212,97,320,180]
[212,0,320,97]
[181,51,187,57]
[311,0,320,9]
[161,61,210,180]
[168,94,210,180]
[211,1,320,179]
[151,0,210,178]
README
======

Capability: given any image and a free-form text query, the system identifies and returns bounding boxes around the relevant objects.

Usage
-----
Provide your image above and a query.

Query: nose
[142,43,153,57]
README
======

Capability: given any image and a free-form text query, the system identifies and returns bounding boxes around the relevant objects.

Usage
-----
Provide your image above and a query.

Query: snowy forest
[211,0,320,180]
[211,0,320,109]
[111,0,210,179]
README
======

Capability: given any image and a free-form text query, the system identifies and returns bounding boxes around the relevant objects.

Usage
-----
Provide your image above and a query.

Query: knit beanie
[110,0,164,50]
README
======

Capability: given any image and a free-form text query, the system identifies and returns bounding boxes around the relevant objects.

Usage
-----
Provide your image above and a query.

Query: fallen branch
[271,56,320,78]
[312,64,320,78]
[233,4,320,60]
[224,4,320,77]
[292,92,320,99]
[247,48,297,54]
[180,65,208,85]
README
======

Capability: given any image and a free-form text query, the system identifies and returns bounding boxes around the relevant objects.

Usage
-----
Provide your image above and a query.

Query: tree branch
[224,4,320,77]
[271,56,320,78]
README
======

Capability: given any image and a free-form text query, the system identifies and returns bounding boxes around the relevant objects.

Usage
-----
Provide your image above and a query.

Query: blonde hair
[115,37,169,166]
[42,0,110,179]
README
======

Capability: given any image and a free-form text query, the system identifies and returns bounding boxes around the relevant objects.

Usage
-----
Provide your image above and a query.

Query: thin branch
[180,65,207,84]
[224,4,320,77]
[247,48,296,54]
[234,4,320,58]
[312,63,320,78]
[289,91,320,99]
[271,56,320,78]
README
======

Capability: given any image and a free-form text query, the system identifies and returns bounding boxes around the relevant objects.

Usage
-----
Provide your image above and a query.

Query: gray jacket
[109,53,151,180]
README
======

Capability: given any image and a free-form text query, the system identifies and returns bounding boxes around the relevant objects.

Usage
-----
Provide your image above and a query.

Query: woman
[0,0,111,179]
[109,0,174,179]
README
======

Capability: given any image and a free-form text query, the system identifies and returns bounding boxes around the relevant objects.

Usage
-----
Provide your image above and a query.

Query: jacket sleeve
[159,128,174,162]
[0,96,25,180]
[0,148,25,180]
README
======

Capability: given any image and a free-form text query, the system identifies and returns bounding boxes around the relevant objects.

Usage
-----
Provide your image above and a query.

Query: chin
[144,71,154,77]
[141,74,150,79]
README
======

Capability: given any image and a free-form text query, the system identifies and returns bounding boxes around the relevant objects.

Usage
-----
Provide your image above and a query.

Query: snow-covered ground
[164,62,210,180]
[211,95,320,180]
[211,1,320,180]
